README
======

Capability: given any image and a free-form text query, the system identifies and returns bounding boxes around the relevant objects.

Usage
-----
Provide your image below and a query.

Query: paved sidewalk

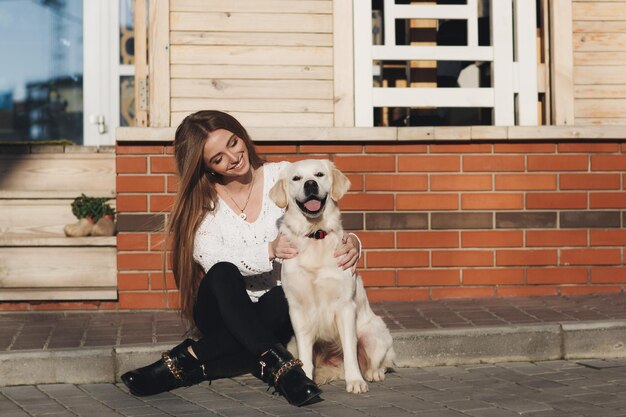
[2,359,626,416]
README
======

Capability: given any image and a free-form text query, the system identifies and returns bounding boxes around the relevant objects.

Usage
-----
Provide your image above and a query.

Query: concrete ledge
[3,320,626,387]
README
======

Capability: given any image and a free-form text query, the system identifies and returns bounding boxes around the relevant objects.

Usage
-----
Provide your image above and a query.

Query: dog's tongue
[304,199,321,212]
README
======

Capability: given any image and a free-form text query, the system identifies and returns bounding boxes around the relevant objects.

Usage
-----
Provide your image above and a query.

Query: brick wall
[113,140,626,309]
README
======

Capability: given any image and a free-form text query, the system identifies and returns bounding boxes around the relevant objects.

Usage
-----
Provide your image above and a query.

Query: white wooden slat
[515,0,539,125]
[384,0,396,46]
[575,66,626,85]
[170,31,332,47]
[333,0,355,126]
[372,45,493,61]
[170,12,333,33]
[0,247,116,288]
[467,0,479,47]
[171,79,333,99]
[575,84,626,98]
[491,0,515,125]
[392,4,472,19]
[353,0,374,126]
[550,0,575,125]
[372,88,494,108]
[171,65,333,80]
[575,51,626,66]
[170,45,332,66]
[171,98,333,113]
[171,112,333,128]
[573,33,626,52]
[171,0,332,14]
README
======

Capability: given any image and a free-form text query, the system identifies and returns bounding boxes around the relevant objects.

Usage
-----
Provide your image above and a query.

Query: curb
[2,320,625,387]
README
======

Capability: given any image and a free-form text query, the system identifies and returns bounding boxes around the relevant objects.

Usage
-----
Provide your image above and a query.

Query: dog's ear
[269,177,289,208]
[329,161,351,202]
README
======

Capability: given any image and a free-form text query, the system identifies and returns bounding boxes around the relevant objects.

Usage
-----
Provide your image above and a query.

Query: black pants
[191,262,293,379]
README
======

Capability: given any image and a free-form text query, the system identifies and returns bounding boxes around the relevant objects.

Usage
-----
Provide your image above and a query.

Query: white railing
[354,0,538,126]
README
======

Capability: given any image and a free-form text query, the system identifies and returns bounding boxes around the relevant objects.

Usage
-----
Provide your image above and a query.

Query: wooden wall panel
[572,1,626,125]
[169,0,335,127]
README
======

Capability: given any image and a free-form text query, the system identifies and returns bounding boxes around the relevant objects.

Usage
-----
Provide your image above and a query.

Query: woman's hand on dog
[269,233,298,260]
[335,232,360,271]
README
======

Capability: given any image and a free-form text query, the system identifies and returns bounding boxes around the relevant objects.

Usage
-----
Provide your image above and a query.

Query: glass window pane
[0,0,83,143]
[120,76,135,127]
[120,0,134,65]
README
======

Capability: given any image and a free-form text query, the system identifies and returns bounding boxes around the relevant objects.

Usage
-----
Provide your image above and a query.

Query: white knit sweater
[193,161,289,301]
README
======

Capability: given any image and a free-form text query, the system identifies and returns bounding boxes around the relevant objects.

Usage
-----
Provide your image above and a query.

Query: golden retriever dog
[269,159,395,394]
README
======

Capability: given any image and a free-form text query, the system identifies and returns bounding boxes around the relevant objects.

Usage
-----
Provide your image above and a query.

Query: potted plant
[64,194,116,237]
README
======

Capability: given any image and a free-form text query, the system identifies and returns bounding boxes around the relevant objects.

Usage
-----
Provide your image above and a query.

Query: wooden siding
[573,1,626,125]
[169,0,335,127]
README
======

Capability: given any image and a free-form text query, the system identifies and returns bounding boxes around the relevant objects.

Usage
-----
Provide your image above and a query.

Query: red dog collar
[307,230,328,239]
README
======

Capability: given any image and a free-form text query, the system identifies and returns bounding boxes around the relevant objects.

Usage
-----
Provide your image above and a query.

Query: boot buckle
[162,351,184,381]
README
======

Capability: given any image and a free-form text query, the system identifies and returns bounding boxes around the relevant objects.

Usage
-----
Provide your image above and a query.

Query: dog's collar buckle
[307,229,328,239]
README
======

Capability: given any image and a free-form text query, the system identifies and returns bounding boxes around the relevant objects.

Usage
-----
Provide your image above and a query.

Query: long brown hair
[168,110,265,325]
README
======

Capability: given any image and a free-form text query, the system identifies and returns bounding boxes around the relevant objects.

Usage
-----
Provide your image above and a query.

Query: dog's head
[270,159,350,219]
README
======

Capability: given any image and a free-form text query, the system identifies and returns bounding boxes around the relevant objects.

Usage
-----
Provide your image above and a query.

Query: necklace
[221,169,257,220]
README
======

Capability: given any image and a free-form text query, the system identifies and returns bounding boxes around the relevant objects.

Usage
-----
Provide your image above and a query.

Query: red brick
[462,193,523,210]
[117,233,149,251]
[255,145,298,154]
[591,155,626,171]
[528,155,588,171]
[117,176,165,193]
[558,143,619,153]
[266,155,310,163]
[397,231,459,248]
[333,156,395,172]
[590,230,626,246]
[561,249,621,266]
[150,195,175,213]
[526,193,587,209]
[461,231,523,248]
[116,145,166,155]
[32,302,99,311]
[346,174,364,191]
[339,194,394,210]
[431,174,492,191]
[300,145,362,153]
[495,174,557,191]
[117,157,147,174]
[560,174,620,190]
[431,287,494,299]
[150,233,171,251]
[398,155,460,172]
[430,144,492,154]
[560,286,621,296]
[0,303,31,311]
[591,267,626,283]
[360,270,396,287]
[366,288,430,302]
[463,269,525,285]
[167,175,179,193]
[357,232,395,249]
[167,291,180,309]
[494,143,555,153]
[116,195,148,212]
[590,192,626,209]
[165,146,174,155]
[151,156,177,174]
[118,292,167,309]
[463,155,525,172]
[150,272,177,290]
[432,250,493,267]
[527,268,588,284]
[118,273,149,290]
[496,250,557,266]
[398,269,460,286]
[497,287,558,297]
[526,230,587,247]
[396,194,458,210]
[366,251,429,268]
[365,144,427,153]
[118,253,164,270]
[365,174,428,191]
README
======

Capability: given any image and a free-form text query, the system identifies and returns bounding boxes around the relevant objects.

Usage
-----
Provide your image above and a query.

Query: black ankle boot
[121,339,206,396]
[259,344,322,406]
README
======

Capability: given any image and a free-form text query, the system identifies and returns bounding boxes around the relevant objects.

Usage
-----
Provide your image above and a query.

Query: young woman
[121,111,361,407]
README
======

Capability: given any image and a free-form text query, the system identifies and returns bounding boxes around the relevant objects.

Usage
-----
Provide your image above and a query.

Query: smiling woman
[121,110,361,407]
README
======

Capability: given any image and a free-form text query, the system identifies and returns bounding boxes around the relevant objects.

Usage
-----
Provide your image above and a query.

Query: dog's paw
[346,379,369,394]
[364,368,386,382]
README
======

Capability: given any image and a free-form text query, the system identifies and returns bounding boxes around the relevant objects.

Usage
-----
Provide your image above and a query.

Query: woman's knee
[200,262,244,294]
